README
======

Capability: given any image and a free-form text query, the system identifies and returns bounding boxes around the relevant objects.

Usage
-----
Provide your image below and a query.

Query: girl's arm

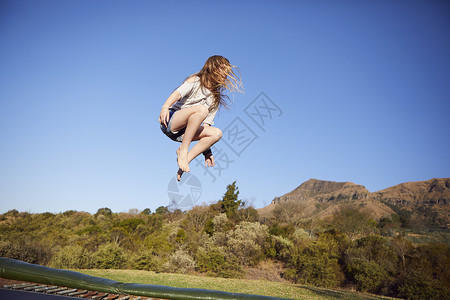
[159,91,181,126]
[162,90,182,109]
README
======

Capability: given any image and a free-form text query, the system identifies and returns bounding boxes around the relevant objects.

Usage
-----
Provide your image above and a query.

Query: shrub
[196,242,242,278]
[212,213,228,232]
[292,228,310,241]
[94,243,125,269]
[0,239,52,265]
[144,229,173,256]
[236,207,259,223]
[284,239,344,287]
[117,218,145,233]
[141,208,152,215]
[226,222,269,266]
[346,260,388,293]
[266,234,293,261]
[76,225,102,236]
[162,249,196,274]
[94,208,112,218]
[184,205,210,232]
[175,228,186,244]
[398,271,449,300]
[49,245,94,269]
[127,249,164,272]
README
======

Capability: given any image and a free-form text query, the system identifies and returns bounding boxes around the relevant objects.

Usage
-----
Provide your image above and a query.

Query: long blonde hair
[190,55,243,111]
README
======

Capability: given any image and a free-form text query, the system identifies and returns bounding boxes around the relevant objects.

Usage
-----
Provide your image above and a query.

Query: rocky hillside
[272,179,370,204]
[374,178,450,228]
[374,178,450,206]
[260,178,449,228]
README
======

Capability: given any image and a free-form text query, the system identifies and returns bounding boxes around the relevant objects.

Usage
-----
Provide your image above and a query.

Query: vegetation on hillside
[1,181,448,299]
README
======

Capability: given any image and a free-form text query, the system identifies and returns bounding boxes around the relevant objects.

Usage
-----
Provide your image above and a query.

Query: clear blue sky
[1,0,449,214]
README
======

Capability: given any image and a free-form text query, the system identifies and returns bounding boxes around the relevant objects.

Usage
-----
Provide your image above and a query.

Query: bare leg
[170,106,209,173]
[177,126,222,181]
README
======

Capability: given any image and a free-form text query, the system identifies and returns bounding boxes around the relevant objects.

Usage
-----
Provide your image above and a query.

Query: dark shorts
[160,109,185,142]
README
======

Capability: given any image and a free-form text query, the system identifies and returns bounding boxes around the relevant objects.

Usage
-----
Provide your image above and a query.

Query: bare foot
[176,147,190,172]
[177,168,184,181]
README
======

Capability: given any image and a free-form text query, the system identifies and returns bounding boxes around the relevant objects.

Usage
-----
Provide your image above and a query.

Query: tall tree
[220,181,242,218]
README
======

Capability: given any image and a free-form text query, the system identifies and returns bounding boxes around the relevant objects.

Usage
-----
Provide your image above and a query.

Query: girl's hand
[159,107,170,126]
[205,154,215,167]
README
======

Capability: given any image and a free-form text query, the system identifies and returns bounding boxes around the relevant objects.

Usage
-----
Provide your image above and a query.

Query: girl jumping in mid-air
[159,55,243,181]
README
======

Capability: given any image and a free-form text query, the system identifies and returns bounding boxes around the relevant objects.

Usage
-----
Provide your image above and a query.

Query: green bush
[94,243,126,269]
[284,240,344,287]
[398,272,449,300]
[144,229,173,256]
[49,245,94,269]
[226,222,269,266]
[0,239,52,265]
[346,260,388,293]
[175,228,186,244]
[162,249,196,274]
[76,225,102,236]
[117,218,145,233]
[266,234,293,262]
[196,239,242,278]
[128,249,163,271]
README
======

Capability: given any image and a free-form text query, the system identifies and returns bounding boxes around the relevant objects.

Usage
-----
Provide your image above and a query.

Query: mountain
[373,178,450,228]
[374,178,450,206]
[259,178,449,228]
[272,179,370,203]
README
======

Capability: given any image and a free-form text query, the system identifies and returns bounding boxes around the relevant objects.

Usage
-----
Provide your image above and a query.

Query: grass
[75,269,396,300]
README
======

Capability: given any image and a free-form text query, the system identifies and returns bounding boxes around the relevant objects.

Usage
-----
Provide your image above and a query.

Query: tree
[141,208,152,215]
[284,239,344,287]
[273,201,308,226]
[95,207,112,218]
[347,260,388,293]
[236,206,259,223]
[219,181,242,218]
[226,222,269,266]
[185,205,210,232]
[94,243,126,269]
[391,234,413,274]
[331,205,376,241]
[155,206,169,215]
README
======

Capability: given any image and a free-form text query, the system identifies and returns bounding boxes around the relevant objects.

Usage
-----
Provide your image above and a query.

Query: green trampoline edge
[0,258,291,300]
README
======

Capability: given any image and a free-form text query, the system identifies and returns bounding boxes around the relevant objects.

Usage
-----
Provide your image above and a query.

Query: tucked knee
[195,105,208,119]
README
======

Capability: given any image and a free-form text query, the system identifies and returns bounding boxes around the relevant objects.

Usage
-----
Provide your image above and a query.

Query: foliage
[162,249,196,274]
[284,232,345,288]
[94,242,126,269]
[235,206,259,223]
[284,242,343,287]
[346,260,388,293]
[219,181,242,218]
[381,202,412,228]
[273,201,308,226]
[269,223,295,238]
[0,238,52,265]
[128,249,162,271]
[331,206,376,240]
[266,234,294,261]
[49,245,94,269]
[196,238,242,278]
[1,181,449,299]
[398,271,449,300]
[141,208,152,215]
[95,207,112,218]
[226,222,269,266]
[155,206,169,215]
